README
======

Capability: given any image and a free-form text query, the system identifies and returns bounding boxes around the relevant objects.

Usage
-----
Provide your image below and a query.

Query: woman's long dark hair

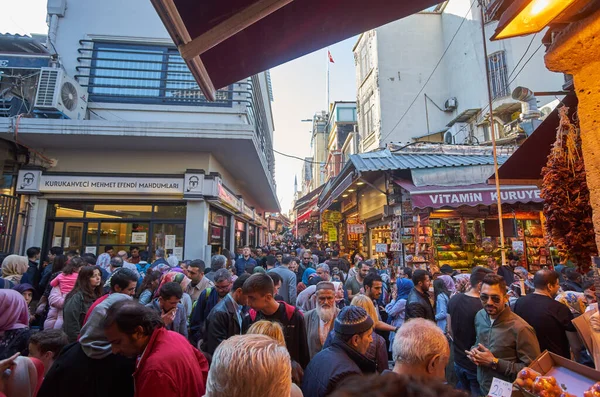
[66,265,103,303]
[433,278,450,300]
[52,254,68,274]
[136,270,161,298]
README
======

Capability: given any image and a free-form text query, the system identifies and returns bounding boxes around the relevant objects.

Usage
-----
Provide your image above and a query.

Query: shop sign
[16,170,183,195]
[409,186,543,209]
[328,226,338,242]
[390,242,401,252]
[242,204,255,221]
[173,247,184,259]
[347,223,366,234]
[341,195,357,213]
[375,243,388,253]
[131,232,147,244]
[326,211,343,224]
[218,183,242,212]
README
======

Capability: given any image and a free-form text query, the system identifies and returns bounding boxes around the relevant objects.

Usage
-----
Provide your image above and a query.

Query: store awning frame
[395,179,543,209]
[491,93,577,186]
[150,0,440,100]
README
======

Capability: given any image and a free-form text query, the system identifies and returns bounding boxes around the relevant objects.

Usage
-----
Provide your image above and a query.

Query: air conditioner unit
[444,97,458,112]
[34,67,88,120]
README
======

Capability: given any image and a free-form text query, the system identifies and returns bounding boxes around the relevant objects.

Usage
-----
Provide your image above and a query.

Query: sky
[2,0,357,214]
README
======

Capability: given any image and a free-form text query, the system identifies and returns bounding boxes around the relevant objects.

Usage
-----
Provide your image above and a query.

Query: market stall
[395,179,554,272]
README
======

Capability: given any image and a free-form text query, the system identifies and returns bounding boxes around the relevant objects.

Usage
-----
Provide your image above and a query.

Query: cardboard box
[513,350,600,397]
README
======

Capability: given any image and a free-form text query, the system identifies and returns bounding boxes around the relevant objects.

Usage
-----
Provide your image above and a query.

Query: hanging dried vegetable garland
[541,106,597,272]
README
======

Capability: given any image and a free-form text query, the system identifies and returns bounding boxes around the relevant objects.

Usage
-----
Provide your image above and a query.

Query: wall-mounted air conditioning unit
[34,67,88,119]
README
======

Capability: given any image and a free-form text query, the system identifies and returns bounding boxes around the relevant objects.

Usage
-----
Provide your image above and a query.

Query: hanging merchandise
[541,106,597,272]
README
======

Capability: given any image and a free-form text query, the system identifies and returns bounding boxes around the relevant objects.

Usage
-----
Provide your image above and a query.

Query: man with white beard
[304,281,340,359]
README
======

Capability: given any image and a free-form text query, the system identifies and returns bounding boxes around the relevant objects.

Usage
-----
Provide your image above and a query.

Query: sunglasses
[480,294,502,304]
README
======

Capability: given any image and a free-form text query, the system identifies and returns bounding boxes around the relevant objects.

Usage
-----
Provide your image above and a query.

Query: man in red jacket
[103,300,209,397]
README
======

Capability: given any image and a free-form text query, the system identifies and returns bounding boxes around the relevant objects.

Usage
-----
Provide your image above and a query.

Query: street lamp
[491,0,589,40]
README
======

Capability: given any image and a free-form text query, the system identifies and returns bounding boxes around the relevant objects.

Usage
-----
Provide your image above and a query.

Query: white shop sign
[17,170,183,195]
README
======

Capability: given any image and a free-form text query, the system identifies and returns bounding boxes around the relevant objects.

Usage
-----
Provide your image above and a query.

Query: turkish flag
[328,50,335,63]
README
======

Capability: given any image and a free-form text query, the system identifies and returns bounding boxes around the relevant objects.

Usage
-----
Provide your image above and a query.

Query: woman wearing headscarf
[297,267,316,294]
[3,355,42,397]
[0,290,31,359]
[385,278,413,352]
[155,271,193,320]
[438,275,456,296]
[1,255,29,285]
[453,273,471,294]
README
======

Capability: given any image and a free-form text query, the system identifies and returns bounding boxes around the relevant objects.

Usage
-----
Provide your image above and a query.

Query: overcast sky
[2,0,357,214]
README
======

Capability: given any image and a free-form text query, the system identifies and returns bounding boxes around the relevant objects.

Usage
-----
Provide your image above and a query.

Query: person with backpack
[189,268,232,347]
[242,273,310,368]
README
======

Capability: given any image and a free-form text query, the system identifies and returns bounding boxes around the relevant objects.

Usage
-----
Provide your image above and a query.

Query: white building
[354,0,566,152]
[0,0,279,261]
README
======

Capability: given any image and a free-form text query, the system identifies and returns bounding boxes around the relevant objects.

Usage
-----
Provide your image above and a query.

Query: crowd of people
[0,242,598,397]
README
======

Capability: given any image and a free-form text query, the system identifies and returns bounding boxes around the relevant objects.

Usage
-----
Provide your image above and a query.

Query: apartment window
[87,42,232,106]
[362,93,375,136]
[359,44,371,82]
[488,51,509,100]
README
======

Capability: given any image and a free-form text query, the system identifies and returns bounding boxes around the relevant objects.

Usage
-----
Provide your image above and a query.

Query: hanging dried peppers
[541,106,597,272]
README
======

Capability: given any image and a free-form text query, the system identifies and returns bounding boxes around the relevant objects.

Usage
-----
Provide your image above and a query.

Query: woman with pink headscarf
[0,290,31,359]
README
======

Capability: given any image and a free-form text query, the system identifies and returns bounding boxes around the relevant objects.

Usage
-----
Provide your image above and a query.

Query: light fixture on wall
[491,0,590,40]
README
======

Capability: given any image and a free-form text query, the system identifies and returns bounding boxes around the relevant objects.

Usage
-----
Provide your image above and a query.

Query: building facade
[353,0,566,151]
[0,0,279,262]
[324,102,358,182]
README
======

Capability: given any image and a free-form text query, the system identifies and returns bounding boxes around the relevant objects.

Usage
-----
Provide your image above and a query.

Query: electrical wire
[272,148,326,165]
[506,33,537,82]
[379,0,478,144]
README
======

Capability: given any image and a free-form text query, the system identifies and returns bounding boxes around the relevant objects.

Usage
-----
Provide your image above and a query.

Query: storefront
[15,169,267,263]
[45,202,186,258]
[396,179,551,272]
[209,207,231,255]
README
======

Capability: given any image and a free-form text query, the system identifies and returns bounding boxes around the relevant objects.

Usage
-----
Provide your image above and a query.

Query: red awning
[150,0,440,100]
[395,179,543,209]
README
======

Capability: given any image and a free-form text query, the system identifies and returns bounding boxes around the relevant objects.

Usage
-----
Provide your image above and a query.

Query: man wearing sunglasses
[468,274,540,396]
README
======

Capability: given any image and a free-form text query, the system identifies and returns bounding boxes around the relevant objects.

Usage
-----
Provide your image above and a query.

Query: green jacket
[474,307,541,395]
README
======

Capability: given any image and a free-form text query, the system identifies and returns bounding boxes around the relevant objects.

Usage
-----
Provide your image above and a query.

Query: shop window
[99,222,150,249]
[153,223,185,259]
[86,204,153,219]
[64,222,84,253]
[52,203,86,218]
[50,222,64,248]
[86,222,100,246]
[154,205,186,219]
[211,211,229,226]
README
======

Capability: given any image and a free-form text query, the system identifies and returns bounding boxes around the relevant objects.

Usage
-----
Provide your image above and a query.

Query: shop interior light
[347,189,355,192]
[357,181,365,186]
[434,209,454,213]
[342,194,349,198]
[492,0,584,40]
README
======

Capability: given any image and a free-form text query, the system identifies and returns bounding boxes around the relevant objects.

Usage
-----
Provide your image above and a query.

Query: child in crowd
[49,258,83,296]
[13,283,37,325]
[28,329,69,376]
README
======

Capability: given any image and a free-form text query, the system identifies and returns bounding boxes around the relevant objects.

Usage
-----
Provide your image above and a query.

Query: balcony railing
[76,40,234,107]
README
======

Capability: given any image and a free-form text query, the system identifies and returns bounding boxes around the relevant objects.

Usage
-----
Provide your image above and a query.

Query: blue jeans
[454,363,481,397]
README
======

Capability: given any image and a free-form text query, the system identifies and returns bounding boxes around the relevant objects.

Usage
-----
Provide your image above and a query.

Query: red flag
[328,50,335,63]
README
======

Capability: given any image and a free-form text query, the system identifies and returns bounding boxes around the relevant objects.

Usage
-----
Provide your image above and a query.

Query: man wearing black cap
[301,306,377,397]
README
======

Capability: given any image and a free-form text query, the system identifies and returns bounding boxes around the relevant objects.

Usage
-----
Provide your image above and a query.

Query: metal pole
[479,2,506,266]
[424,94,430,134]
[327,48,330,112]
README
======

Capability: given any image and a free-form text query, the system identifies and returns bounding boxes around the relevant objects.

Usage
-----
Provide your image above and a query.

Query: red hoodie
[134,327,208,397]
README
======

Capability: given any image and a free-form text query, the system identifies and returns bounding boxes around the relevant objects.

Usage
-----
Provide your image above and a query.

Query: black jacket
[301,337,377,397]
[21,260,41,299]
[497,266,516,287]
[203,295,244,356]
[37,342,135,397]
[405,288,435,322]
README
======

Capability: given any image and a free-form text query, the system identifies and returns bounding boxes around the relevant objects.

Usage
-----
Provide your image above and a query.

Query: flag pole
[326,47,330,112]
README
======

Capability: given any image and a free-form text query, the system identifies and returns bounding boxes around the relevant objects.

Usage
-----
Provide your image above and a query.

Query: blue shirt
[235,257,257,276]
